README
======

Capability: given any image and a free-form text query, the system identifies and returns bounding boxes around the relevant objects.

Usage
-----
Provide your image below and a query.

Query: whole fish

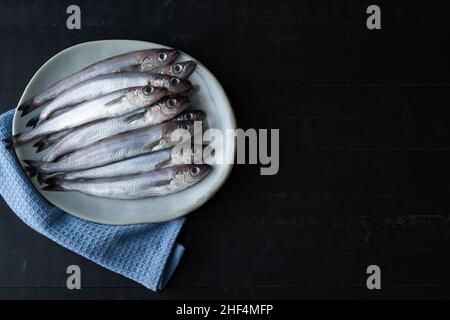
[42,164,211,199]
[152,60,197,79]
[24,120,196,174]
[18,48,179,115]
[41,96,192,162]
[35,109,204,153]
[28,72,191,127]
[44,144,205,182]
[9,86,167,145]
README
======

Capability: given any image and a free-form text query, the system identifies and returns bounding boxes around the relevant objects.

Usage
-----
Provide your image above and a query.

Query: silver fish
[34,110,204,153]
[152,61,197,79]
[18,48,179,115]
[32,72,191,126]
[13,86,167,145]
[45,144,205,182]
[24,120,195,174]
[41,95,191,162]
[42,164,211,199]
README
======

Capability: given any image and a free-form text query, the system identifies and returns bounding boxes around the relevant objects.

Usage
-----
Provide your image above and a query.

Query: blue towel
[0,109,185,291]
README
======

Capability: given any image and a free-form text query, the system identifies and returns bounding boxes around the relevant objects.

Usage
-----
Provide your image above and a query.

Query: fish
[8,86,168,145]
[41,95,191,162]
[29,72,191,127]
[43,144,205,182]
[34,110,204,153]
[18,48,179,116]
[42,164,211,199]
[152,60,197,79]
[24,120,196,174]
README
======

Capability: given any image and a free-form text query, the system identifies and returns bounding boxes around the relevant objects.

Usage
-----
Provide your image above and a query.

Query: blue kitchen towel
[0,109,185,291]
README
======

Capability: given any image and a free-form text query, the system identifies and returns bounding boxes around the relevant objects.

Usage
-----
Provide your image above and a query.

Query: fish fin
[22,159,43,178]
[123,111,146,123]
[143,140,161,152]
[154,158,172,169]
[154,179,171,187]
[42,178,65,192]
[104,95,125,107]
[18,98,40,116]
[26,115,40,128]
[53,152,73,162]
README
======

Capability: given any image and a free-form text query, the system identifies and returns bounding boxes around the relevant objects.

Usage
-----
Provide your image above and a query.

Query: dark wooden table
[1,0,450,299]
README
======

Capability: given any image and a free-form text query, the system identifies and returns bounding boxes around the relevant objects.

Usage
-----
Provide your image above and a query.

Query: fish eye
[180,122,190,131]
[190,166,201,176]
[158,52,168,61]
[185,112,194,120]
[173,64,183,74]
[142,86,154,95]
[170,78,180,86]
[166,98,177,108]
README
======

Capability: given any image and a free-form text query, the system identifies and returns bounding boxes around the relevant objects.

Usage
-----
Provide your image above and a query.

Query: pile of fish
[5,48,211,200]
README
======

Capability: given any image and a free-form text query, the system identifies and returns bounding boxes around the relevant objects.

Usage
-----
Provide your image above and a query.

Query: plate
[13,39,236,225]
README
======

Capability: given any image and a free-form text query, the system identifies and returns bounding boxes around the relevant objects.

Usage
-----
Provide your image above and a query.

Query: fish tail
[42,178,66,192]
[43,175,62,185]
[26,115,40,128]
[37,172,51,185]
[43,172,66,184]
[22,159,44,178]
[33,137,47,152]
[33,137,49,152]
[2,133,22,148]
[18,98,40,116]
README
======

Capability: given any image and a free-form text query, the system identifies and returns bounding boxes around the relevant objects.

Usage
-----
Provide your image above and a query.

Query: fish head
[173,164,211,186]
[154,95,190,118]
[167,76,192,93]
[151,61,196,79]
[175,110,205,122]
[169,61,197,79]
[140,48,179,70]
[148,74,192,94]
[126,86,168,107]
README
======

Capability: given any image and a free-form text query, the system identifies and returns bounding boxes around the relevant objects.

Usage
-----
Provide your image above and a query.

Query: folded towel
[0,109,185,291]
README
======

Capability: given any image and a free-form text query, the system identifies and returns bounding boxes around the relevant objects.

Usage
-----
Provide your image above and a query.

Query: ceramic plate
[13,39,236,225]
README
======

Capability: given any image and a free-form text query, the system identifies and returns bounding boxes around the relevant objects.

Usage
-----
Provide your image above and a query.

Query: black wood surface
[1,0,450,299]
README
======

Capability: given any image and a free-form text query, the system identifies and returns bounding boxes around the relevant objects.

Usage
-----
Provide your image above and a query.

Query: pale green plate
[13,40,236,225]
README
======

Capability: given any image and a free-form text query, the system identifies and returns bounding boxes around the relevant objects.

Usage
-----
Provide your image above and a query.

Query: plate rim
[13,39,237,225]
